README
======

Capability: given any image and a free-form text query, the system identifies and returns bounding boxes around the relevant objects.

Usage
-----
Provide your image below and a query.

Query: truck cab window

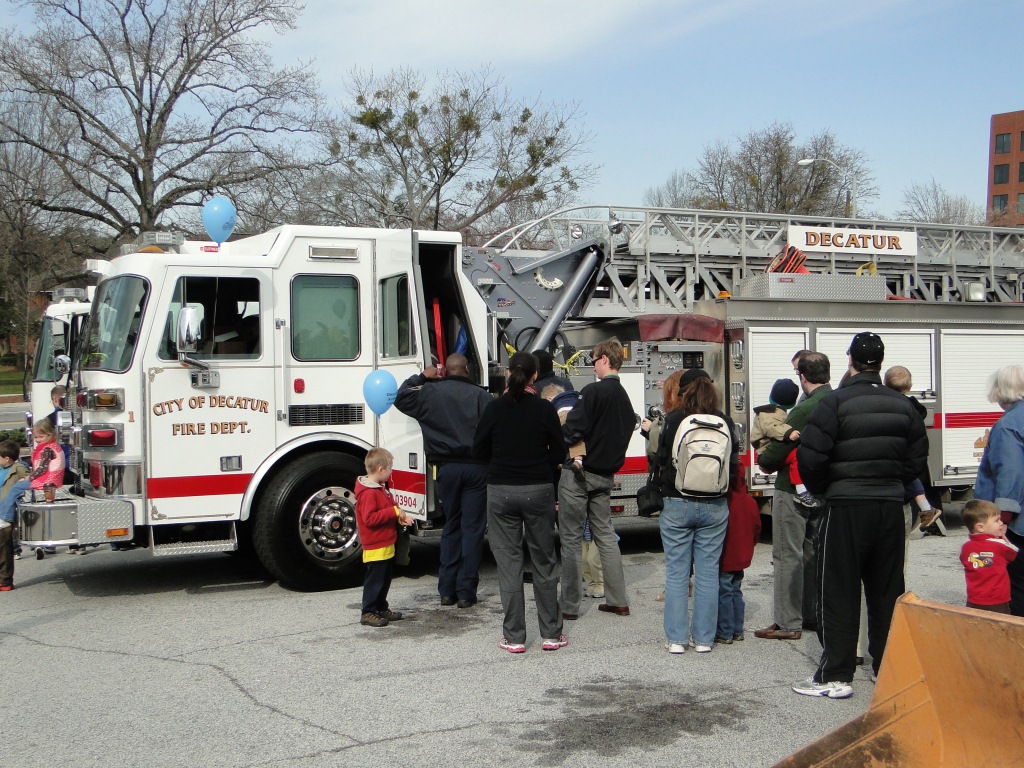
[82,276,149,372]
[158,276,261,360]
[292,275,360,361]
[31,318,67,382]
[379,274,416,358]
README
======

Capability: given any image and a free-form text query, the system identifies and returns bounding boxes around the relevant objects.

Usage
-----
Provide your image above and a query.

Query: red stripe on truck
[935,412,1001,429]
[390,469,426,494]
[147,474,253,498]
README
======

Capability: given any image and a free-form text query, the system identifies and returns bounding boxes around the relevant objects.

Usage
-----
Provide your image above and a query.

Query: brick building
[988,110,1024,226]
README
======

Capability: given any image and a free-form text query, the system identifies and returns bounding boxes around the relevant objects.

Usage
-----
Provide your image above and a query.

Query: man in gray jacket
[395,353,492,608]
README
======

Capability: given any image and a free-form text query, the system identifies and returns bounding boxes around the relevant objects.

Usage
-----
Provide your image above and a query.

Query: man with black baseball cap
[792,332,928,700]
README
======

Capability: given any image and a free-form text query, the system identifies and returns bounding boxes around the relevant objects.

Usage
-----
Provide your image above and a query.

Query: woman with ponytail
[473,352,567,653]
[653,369,739,655]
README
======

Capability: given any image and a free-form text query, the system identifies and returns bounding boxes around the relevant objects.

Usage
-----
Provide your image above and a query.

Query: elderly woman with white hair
[974,364,1024,616]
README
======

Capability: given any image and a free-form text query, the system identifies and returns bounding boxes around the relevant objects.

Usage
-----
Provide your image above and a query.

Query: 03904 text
[391,491,420,510]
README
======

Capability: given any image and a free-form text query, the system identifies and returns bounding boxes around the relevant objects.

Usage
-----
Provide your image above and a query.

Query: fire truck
[18,207,1024,589]
[27,286,95,428]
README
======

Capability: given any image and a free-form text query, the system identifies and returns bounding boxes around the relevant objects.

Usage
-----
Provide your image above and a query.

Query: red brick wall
[988,111,1024,226]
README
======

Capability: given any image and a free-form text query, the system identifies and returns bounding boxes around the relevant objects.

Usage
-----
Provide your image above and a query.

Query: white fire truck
[27,286,95,428]
[19,207,1024,589]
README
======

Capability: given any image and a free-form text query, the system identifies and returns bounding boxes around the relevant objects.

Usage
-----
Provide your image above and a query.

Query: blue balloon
[363,369,398,416]
[202,196,237,245]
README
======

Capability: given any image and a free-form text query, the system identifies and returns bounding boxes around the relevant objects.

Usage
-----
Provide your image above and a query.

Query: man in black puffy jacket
[792,332,928,700]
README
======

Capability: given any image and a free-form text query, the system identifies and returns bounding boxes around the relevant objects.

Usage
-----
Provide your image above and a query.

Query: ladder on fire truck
[479,205,1024,316]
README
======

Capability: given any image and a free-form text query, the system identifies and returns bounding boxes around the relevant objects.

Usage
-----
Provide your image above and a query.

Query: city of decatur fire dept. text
[151,394,269,436]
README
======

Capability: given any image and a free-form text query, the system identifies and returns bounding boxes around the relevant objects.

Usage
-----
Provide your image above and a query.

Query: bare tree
[642,169,698,209]
[0,116,92,390]
[895,178,985,225]
[0,0,330,243]
[329,67,596,237]
[645,123,876,217]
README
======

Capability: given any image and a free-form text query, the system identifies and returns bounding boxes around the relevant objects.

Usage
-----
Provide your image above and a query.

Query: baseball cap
[848,332,884,365]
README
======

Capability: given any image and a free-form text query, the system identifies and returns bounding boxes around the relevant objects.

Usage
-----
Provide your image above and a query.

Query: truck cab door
[143,271,276,523]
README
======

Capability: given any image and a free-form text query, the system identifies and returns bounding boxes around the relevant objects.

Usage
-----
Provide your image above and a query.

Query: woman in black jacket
[473,352,567,653]
[654,369,738,654]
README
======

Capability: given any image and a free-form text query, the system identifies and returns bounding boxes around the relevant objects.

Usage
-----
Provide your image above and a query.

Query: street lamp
[797,157,857,218]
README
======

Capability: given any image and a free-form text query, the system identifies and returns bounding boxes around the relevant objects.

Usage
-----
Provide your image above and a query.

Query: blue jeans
[660,495,729,646]
[717,570,745,640]
[0,479,31,524]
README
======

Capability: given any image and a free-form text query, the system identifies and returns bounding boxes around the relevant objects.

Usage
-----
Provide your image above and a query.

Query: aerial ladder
[464,205,1024,356]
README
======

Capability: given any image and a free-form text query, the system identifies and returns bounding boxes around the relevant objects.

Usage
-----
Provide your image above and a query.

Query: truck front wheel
[253,451,364,591]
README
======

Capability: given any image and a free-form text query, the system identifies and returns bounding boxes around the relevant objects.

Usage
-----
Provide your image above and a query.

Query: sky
[269,0,1020,220]
[8,0,1019,221]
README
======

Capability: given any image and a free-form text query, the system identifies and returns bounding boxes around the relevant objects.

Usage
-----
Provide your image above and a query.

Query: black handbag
[636,473,664,517]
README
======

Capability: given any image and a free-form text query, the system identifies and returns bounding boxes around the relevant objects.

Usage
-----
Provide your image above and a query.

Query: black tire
[252,451,364,591]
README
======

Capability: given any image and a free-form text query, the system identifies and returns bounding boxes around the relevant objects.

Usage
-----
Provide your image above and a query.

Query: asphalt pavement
[0,515,969,768]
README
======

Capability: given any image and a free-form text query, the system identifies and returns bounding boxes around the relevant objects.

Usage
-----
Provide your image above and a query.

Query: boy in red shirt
[355,448,414,627]
[960,499,1019,614]
[716,472,763,642]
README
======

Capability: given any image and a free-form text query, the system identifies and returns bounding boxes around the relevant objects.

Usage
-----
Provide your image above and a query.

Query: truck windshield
[31,316,67,383]
[82,277,149,372]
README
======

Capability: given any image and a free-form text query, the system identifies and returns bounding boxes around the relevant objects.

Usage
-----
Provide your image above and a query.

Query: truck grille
[288,404,365,426]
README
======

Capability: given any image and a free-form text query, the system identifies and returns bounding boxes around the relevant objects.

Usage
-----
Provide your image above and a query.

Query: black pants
[0,523,13,587]
[1007,529,1024,617]
[814,501,905,683]
[361,559,393,614]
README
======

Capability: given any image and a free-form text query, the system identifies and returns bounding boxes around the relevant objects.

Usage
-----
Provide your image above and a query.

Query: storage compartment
[736,274,885,301]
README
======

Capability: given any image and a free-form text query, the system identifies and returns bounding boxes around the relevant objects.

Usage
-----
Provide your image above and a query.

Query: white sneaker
[792,677,853,699]
[691,644,712,653]
[499,637,526,654]
[585,588,605,599]
[665,642,686,654]
[541,634,569,651]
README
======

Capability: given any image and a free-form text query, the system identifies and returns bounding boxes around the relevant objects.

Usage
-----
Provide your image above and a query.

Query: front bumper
[18,491,134,548]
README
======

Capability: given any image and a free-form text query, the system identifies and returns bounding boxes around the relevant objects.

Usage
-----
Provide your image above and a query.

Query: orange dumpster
[774,592,1024,767]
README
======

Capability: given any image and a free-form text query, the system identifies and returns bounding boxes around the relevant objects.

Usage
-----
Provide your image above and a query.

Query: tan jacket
[750,406,792,452]
[1,460,29,501]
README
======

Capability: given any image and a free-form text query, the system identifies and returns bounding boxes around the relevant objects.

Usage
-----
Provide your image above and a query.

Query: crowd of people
[354,331,1023,703]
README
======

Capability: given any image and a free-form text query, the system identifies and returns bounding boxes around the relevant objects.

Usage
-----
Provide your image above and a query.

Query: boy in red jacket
[960,499,1019,614]
[716,472,763,643]
[355,448,414,627]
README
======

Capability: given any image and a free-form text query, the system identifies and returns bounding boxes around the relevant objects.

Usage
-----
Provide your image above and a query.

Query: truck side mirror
[53,354,71,382]
[177,307,201,354]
